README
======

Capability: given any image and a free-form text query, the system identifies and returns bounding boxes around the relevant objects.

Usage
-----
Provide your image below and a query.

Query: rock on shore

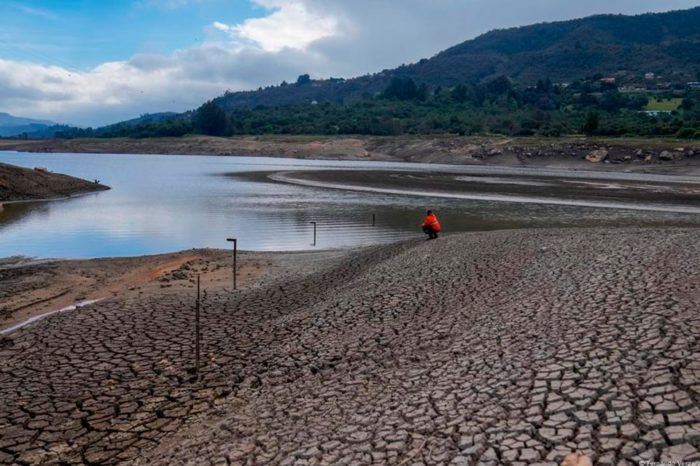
[0,228,699,465]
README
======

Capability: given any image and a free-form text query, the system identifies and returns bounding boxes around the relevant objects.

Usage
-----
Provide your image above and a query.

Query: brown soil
[1,135,699,175]
[0,249,274,333]
[0,162,109,203]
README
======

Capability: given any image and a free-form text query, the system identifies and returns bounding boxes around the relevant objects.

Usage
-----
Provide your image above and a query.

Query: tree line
[51,75,700,140]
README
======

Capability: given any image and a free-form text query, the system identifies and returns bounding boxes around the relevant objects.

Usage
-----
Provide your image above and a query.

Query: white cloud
[0,43,314,126]
[0,0,698,126]
[215,0,337,52]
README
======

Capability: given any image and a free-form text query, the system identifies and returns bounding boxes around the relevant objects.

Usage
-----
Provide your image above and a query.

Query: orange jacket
[421,213,441,231]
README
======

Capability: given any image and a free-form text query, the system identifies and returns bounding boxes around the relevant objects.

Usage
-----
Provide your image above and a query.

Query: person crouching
[421,210,441,240]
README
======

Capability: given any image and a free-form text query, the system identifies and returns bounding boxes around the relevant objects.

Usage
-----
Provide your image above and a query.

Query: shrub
[676,127,698,139]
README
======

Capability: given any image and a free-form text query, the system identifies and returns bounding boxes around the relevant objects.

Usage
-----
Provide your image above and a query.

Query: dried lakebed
[269,169,700,214]
[1,228,699,465]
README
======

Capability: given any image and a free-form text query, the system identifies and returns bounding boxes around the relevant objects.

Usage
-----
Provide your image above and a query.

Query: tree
[383,77,419,100]
[296,74,311,86]
[195,101,228,136]
[599,90,624,113]
[627,95,649,110]
[485,76,512,96]
[676,127,697,139]
[417,83,428,101]
[536,79,552,93]
[451,84,468,103]
[582,111,599,135]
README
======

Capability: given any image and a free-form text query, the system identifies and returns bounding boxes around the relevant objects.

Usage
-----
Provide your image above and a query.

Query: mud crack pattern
[1,228,699,466]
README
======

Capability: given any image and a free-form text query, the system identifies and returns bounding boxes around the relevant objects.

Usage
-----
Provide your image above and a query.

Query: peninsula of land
[0,162,109,205]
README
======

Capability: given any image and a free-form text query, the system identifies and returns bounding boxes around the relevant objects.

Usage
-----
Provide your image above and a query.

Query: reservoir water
[1,152,699,258]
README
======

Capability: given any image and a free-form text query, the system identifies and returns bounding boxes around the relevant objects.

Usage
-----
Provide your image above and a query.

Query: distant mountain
[211,7,700,110]
[0,112,58,137]
[0,112,55,127]
[101,112,180,130]
[403,7,700,85]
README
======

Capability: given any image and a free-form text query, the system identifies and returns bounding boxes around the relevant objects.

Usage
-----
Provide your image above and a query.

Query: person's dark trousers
[423,227,438,239]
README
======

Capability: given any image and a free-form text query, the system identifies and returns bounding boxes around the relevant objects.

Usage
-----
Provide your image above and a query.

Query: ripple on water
[0,153,698,258]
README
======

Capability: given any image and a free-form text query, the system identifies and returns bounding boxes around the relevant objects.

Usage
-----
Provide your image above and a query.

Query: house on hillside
[645,72,656,81]
[689,82,700,89]
[619,86,646,93]
[642,110,672,116]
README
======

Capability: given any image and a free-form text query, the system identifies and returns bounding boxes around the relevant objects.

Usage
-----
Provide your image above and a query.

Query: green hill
[213,7,700,110]
[51,7,700,140]
[407,7,700,85]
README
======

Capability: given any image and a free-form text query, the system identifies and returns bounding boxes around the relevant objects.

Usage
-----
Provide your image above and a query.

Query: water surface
[1,152,698,258]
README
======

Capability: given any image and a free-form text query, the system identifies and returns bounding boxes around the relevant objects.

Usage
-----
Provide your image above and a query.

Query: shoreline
[0,247,352,333]
[0,189,106,209]
[1,135,700,176]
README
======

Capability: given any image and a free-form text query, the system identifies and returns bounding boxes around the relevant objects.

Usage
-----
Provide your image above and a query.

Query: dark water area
[0,152,698,259]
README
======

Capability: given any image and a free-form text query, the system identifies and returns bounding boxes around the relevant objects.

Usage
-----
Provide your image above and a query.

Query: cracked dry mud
[1,228,699,466]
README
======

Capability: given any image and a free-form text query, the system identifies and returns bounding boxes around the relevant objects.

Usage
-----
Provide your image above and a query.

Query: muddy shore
[270,168,700,211]
[1,228,699,465]
[0,248,347,334]
[1,135,700,175]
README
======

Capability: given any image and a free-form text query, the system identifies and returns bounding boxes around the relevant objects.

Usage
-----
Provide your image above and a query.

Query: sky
[1,0,699,127]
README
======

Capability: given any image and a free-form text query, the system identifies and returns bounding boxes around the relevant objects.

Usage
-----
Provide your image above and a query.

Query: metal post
[372,213,376,226]
[195,274,200,376]
[310,222,317,247]
[226,238,237,291]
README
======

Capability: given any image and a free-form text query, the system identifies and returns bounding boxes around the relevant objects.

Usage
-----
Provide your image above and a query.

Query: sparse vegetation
[645,98,683,112]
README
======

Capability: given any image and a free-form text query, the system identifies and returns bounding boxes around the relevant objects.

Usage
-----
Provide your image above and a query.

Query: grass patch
[644,98,682,112]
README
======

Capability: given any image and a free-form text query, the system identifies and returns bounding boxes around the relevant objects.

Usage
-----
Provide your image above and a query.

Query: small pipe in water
[310,221,317,246]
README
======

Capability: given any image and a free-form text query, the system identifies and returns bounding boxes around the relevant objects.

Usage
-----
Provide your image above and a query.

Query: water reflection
[0,201,51,229]
[0,152,698,259]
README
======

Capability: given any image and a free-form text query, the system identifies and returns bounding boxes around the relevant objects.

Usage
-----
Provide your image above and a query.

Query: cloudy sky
[0,0,698,127]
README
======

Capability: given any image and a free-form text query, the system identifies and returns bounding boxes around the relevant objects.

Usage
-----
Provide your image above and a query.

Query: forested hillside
[28,7,700,140]
[211,7,700,110]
